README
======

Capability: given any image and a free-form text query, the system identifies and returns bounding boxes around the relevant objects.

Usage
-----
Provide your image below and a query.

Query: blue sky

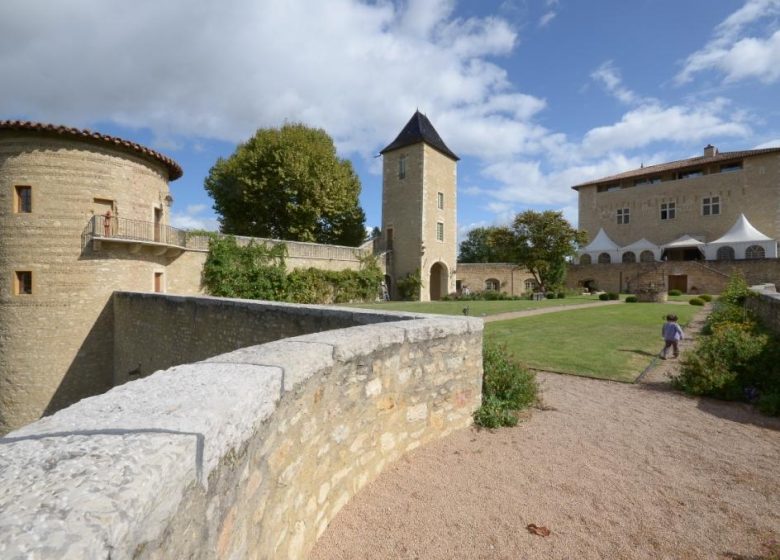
[2,0,779,241]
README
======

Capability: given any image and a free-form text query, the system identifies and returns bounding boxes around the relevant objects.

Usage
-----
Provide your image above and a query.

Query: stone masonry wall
[0,297,482,560]
[746,284,780,335]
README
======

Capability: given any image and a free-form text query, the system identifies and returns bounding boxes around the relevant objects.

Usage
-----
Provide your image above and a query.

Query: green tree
[205,123,366,246]
[492,210,586,292]
[458,226,514,263]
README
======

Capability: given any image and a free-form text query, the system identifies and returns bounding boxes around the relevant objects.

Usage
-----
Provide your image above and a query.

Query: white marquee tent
[580,228,620,264]
[703,214,777,260]
[619,238,660,263]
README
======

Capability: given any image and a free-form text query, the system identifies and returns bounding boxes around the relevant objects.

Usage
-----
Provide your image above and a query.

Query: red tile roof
[572,146,780,190]
[0,120,183,180]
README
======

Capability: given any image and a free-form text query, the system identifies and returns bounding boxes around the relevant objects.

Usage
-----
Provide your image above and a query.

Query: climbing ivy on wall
[203,236,382,303]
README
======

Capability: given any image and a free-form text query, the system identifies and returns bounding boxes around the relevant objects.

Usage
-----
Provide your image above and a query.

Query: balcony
[86,215,206,256]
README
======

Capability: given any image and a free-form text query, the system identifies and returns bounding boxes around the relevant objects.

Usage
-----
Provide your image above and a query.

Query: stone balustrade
[0,296,483,559]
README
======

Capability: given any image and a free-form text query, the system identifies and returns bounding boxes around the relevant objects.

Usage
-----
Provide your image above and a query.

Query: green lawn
[346,294,604,317]
[485,303,700,382]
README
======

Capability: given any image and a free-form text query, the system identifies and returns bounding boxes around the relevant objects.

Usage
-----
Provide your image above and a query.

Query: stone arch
[622,251,636,263]
[597,252,611,264]
[716,246,735,261]
[745,245,766,259]
[580,254,592,265]
[484,278,500,291]
[429,262,448,300]
[639,250,655,263]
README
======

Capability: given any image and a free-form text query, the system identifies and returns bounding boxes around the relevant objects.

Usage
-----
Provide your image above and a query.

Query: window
[716,246,735,261]
[485,278,500,291]
[580,254,592,265]
[720,162,742,173]
[524,279,538,291]
[15,186,31,213]
[154,272,164,293]
[436,222,444,242]
[660,202,676,220]
[386,227,394,250]
[640,250,655,263]
[634,177,662,186]
[745,245,766,259]
[702,196,720,216]
[15,271,32,295]
[437,192,444,210]
[597,252,611,264]
[617,208,630,224]
[597,183,622,193]
[398,156,407,180]
[679,169,703,179]
[622,251,636,263]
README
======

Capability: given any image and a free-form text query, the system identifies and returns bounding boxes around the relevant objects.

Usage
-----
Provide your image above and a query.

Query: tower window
[398,156,407,180]
[15,186,31,213]
[437,192,444,209]
[702,196,720,216]
[436,222,444,242]
[154,272,164,293]
[15,271,32,295]
[386,227,394,250]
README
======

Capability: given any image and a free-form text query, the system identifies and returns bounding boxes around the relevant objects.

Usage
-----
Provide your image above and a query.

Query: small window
[702,196,720,216]
[437,192,444,210]
[622,251,636,263]
[154,272,164,293]
[640,250,655,263]
[398,156,407,180]
[436,222,444,242]
[580,254,592,265]
[485,278,500,291]
[660,202,676,220]
[716,246,735,261]
[720,162,742,173]
[15,271,32,295]
[745,245,765,259]
[524,279,538,291]
[386,227,394,251]
[15,186,32,213]
[633,177,660,186]
[617,208,630,224]
[597,252,611,264]
[679,169,703,179]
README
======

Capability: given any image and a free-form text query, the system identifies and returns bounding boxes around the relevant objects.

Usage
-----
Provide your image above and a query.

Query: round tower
[0,121,183,434]
[380,111,458,301]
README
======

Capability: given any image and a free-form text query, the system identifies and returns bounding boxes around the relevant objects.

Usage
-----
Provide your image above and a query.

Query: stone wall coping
[0,296,481,559]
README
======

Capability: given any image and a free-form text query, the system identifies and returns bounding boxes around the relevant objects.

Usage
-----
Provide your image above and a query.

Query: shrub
[668,289,682,296]
[720,271,749,306]
[699,294,712,302]
[689,297,705,306]
[607,292,620,300]
[598,293,609,301]
[545,292,556,299]
[625,295,638,303]
[474,341,537,428]
[557,292,566,299]
[758,390,780,416]
[397,269,422,301]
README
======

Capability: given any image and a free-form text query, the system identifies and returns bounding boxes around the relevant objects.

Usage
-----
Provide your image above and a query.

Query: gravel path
[312,306,780,560]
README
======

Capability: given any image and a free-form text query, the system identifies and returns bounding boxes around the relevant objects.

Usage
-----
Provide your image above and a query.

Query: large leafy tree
[458,226,514,263]
[205,123,366,246]
[491,210,586,292]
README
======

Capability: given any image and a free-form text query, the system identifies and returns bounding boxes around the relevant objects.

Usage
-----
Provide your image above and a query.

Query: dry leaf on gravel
[526,524,551,537]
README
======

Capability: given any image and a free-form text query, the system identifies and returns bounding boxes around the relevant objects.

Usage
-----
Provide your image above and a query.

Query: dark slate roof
[380,111,459,161]
[572,146,780,190]
[0,120,183,180]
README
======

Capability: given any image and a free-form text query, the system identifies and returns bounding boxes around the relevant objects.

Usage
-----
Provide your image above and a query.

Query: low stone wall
[747,283,780,335]
[0,297,483,559]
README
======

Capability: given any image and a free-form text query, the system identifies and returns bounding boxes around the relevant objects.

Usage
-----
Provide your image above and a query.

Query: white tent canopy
[580,228,620,264]
[662,234,705,249]
[619,238,660,262]
[704,214,777,260]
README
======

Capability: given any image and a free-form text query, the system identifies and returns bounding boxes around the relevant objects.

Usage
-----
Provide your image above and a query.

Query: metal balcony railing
[89,215,188,248]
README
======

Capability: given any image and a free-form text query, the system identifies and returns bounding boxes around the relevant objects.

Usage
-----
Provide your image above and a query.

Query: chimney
[703,144,718,157]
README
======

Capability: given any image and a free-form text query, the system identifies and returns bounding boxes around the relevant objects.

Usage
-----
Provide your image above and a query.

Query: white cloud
[170,206,219,231]
[677,0,780,84]
[538,11,556,27]
[754,138,780,148]
[590,61,645,105]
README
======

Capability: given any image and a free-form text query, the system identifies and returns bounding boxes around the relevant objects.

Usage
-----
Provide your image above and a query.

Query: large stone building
[568,145,780,294]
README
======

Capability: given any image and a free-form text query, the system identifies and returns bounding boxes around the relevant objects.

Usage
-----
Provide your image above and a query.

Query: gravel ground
[312,307,780,560]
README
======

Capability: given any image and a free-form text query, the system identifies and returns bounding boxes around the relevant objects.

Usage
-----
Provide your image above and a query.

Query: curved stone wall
[0,130,178,433]
[0,299,482,559]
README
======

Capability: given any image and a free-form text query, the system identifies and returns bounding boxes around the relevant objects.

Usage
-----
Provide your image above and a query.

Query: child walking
[660,314,684,359]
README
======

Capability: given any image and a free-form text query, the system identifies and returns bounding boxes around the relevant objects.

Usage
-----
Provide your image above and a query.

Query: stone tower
[380,111,458,301]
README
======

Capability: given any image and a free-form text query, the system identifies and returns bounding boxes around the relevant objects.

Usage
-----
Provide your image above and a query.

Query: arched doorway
[429,262,448,301]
